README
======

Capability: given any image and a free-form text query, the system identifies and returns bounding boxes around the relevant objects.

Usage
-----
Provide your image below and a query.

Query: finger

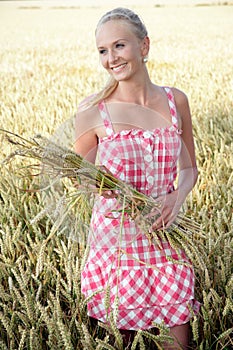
[101,190,114,198]
[100,190,120,199]
[151,216,165,230]
[151,209,171,230]
[145,207,161,220]
[154,196,165,206]
[154,195,163,203]
[164,219,173,229]
[164,213,178,229]
[154,211,178,230]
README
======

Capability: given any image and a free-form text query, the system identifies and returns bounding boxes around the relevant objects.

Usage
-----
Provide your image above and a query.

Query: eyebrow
[97,38,127,49]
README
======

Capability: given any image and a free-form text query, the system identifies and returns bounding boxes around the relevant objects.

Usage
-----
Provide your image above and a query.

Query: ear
[141,36,150,56]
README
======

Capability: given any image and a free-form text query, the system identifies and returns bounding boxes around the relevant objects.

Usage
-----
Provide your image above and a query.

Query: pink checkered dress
[81,87,200,330]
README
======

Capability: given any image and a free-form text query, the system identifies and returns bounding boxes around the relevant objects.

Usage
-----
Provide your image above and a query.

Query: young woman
[75,7,200,349]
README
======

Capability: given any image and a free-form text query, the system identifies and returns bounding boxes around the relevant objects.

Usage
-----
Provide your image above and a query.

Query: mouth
[111,63,127,72]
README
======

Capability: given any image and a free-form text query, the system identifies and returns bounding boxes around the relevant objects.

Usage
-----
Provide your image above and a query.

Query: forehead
[96,19,137,46]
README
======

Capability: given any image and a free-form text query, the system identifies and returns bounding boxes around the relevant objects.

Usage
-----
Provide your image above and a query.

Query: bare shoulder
[171,87,192,122]
[75,103,100,136]
[171,87,189,108]
[76,104,97,119]
[76,94,99,122]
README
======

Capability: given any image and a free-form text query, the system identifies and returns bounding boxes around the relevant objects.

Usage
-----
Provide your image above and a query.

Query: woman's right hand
[97,165,120,199]
[100,189,119,199]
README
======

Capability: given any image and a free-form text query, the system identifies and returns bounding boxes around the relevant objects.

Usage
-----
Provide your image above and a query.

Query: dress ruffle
[87,298,200,330]
[81,241,201,329]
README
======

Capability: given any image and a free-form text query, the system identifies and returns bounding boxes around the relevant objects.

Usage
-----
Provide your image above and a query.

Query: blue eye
[99,49,107,55]
[116,43,124,48]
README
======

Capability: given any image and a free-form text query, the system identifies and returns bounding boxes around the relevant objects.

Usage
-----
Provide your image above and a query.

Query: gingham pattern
[81,87,200,330]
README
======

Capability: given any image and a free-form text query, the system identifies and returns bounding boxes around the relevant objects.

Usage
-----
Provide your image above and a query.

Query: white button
[147,175,154,184]
[145,154,153,162]
[143,131,151,138]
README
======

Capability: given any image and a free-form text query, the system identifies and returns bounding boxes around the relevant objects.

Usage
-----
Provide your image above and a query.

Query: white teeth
[112,64,126,71]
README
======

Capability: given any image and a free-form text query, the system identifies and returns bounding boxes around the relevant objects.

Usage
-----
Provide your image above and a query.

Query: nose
[108,49,118,64]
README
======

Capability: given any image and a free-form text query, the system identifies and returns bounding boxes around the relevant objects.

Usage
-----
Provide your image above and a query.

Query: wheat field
[0,1,233,349]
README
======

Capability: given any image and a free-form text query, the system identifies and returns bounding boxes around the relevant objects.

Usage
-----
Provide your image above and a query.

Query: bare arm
[151,88,198,229]
[74,107,99,164]
[174,88,198,201]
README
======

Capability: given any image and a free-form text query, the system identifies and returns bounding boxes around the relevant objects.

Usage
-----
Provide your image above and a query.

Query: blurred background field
[0,1,233,349]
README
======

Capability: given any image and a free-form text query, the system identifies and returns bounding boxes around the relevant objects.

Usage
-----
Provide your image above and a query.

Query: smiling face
[96,19,149,82]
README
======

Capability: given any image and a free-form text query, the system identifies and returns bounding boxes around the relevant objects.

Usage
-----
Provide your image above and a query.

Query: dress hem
[86,298,200,330]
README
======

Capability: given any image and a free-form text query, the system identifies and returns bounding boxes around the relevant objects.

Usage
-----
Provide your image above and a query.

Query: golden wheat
[0,2,232,349]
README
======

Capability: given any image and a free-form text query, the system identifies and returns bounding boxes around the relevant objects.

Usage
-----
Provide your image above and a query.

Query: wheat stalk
[1,129,204,268]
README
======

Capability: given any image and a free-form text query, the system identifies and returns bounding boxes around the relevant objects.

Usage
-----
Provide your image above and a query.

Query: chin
[112,73,132,82]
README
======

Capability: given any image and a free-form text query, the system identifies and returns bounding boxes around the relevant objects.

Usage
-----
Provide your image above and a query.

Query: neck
[111,71,155,105]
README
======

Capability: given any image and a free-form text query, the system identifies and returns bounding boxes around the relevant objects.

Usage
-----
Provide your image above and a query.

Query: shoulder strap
[98,101,114,136]
[163,87,179,128]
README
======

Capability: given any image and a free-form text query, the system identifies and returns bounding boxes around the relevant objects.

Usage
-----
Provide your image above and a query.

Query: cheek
[122,47,132,58]
[99,55,108,69]
[125,47,141,62]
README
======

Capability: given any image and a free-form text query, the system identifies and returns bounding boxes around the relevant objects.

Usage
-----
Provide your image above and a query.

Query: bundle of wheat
[1,129,205,269]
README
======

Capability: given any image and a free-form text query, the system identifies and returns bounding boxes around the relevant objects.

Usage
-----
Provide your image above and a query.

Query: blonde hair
[84,8,148,108]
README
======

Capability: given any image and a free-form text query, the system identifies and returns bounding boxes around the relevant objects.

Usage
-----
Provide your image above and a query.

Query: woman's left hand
[146,190,183,231]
